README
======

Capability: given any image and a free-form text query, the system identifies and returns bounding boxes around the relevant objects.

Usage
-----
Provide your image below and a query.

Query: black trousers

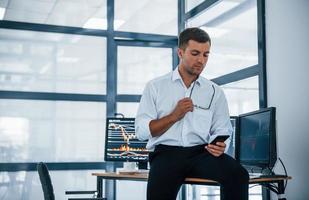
[147,144,249,200]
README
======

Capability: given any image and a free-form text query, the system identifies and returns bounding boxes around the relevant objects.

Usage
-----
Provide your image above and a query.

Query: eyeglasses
[189,81,215,110]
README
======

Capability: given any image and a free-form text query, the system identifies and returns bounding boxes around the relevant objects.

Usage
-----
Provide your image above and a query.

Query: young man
[135,27,249,200]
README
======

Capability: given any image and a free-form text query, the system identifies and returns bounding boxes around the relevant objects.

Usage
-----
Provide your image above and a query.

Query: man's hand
[171,98,193,121]
[149,98,193,137]
[206,142,226,157]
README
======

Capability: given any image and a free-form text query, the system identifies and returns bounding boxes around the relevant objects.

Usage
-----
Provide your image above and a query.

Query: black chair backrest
[37,162,55,200]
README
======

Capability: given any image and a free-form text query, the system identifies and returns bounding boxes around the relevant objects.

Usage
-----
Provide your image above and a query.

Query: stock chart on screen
[105,118,149,162]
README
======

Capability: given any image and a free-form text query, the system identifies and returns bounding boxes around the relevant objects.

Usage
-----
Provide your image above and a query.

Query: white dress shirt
[135,67,233,150]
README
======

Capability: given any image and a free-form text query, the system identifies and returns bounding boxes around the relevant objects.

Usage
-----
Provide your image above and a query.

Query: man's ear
[178,48,184,59]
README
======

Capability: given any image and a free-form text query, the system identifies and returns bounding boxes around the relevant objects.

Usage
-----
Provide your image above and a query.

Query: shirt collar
[172,66,202,86]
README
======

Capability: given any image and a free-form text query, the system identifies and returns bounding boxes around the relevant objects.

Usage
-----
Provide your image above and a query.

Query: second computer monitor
[235,107,277,170]
[104,118,149,164]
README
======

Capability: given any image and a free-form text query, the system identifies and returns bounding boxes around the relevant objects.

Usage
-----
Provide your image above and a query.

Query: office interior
[0,0,308,200]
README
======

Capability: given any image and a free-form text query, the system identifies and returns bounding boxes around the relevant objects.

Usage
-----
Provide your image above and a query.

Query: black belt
[155,144,207,151]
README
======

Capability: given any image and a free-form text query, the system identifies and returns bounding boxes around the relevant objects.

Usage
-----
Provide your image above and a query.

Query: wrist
[169,113,179,123]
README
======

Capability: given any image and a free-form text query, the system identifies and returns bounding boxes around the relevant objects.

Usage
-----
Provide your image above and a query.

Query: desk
[92,172,291,200]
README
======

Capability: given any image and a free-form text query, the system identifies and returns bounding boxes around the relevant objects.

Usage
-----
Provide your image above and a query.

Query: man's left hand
[205,142,226,157]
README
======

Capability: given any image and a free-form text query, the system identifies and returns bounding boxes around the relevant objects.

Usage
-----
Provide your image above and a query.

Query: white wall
[265,0,309,199]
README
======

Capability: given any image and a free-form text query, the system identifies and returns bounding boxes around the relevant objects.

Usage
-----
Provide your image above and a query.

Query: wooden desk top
[92,172,291,185]
[92,172,148,181]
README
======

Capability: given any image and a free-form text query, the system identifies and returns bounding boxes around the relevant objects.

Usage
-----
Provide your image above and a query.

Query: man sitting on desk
[135,27,249,200]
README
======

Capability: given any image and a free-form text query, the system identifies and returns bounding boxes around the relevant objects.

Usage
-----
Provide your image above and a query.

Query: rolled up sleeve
[135,82,158,141]
[210,88,233,138]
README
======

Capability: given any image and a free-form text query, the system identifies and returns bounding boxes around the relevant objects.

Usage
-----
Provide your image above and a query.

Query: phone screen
[210,135,230,145]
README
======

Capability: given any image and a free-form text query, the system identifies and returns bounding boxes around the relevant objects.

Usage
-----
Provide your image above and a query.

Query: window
[184,0,265,199]
[185,0,205,12]
[0,29,107,94]
[117,102,139,118]
[1,0,266,199]
[0,100,106,162]
[115,0,177,35]
[117,46,172,94]
[223,76,259,116]
[0,170,102,199]
[187,0,258,79]
[0,6,109,198]
[1,0,107,29]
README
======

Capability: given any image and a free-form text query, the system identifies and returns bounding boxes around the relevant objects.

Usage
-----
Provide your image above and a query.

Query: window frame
[180,0,267,108]
[0,0,266,171]
[115,39,177,104]
[0,0,267,199]
[180,0,268,199]
[0,0,177,172]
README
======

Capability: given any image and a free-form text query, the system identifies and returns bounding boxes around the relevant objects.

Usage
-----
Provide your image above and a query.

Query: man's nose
[197,55,205,63]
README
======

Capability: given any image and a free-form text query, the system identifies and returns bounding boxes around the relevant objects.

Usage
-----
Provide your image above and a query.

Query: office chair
[37,162,106,200]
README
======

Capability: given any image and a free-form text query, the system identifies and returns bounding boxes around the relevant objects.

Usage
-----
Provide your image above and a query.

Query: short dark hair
[178,27,211,50]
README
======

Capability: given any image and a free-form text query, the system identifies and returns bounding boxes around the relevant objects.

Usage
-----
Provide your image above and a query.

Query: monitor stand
[123,162,137,171]
[117,161,149,175]
[137,161,148,170]
[247,166,273,178]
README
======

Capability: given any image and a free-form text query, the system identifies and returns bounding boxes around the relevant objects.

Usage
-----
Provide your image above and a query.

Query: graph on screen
[105,118,149,161]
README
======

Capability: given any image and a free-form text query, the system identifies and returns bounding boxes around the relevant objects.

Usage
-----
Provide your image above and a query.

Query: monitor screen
[235,107,277,169]
[104,118,149,162]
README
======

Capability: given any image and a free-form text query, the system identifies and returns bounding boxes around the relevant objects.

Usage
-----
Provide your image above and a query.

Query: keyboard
[249,173,287,179]
[249,173,263,179]
[118,169,149,175]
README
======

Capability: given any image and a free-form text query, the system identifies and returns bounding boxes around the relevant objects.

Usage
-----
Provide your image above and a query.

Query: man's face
[178,40,210,76]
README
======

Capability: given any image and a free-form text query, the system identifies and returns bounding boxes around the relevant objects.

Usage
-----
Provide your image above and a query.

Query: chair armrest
[67,198,106,200]
[65,190,97,195]
[66,190,107,199]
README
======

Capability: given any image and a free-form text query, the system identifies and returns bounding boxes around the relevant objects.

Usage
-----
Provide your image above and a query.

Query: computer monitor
[104,118,149,169]
[235,107,277,171]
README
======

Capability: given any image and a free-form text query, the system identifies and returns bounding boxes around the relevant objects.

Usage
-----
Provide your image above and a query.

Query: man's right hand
[171,98,194,121]
[149,98,193,137]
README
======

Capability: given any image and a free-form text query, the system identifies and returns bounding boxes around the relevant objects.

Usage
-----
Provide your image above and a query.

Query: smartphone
[209,135,230,145]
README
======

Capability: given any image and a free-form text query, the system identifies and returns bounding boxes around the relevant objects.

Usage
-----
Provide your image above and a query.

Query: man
[135,27,249,200]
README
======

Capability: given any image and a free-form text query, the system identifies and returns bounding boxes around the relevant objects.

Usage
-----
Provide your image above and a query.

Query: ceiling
[0,0,178,35]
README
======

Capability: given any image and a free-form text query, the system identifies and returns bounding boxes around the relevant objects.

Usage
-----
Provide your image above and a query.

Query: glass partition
[0,99,106,162]
[187,0,258,79]
[115,0,177,35]
[222,76,259,116]
[117,102,139,118]
[0,170,104,200]
[185,0,205,12]
[117,46,172,94]
[1,0,107,29]
[0,29,107,94]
